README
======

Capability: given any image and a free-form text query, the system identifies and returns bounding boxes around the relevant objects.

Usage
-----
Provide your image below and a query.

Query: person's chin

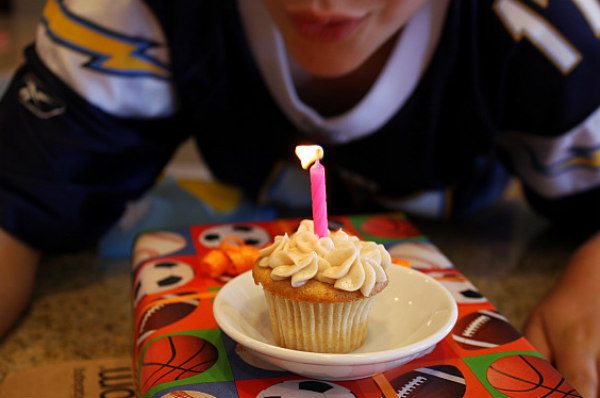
[292,51,366,78]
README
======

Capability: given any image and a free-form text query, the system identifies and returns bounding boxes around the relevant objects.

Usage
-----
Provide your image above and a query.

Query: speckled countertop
[414,198,581,329]
[0,197,581,384]
[0,253,133,382]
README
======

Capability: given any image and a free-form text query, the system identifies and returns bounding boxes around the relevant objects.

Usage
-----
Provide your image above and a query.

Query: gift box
[130,213,581,398]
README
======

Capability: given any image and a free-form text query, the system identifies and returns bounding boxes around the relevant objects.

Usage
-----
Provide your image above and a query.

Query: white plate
[213,266,458,380]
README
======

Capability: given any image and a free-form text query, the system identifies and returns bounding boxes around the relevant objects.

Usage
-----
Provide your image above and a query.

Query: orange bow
[200,236,260,278]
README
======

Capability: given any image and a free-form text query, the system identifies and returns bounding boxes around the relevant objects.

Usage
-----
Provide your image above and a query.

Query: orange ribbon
[372,372,397,398]
[200,236,260,278]
[392,258,411,267]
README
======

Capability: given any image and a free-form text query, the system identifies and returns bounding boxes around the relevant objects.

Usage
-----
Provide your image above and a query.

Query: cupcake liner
[263,291,376,353]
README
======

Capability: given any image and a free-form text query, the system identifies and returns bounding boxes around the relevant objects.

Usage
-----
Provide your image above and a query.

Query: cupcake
[252,220,391,353]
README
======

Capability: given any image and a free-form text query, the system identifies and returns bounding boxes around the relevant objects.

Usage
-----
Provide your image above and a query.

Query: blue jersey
[0,0,599,252]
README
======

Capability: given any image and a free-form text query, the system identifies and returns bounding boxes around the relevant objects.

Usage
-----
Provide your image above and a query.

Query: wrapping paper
[131,213,581,398]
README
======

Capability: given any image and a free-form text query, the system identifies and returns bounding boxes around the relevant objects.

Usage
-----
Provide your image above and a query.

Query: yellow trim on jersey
[530,0,548,8]
[562,149,600,169]
[42,0,169,79]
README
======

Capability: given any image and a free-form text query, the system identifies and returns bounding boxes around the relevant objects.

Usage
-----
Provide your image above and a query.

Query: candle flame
[295,145,324,169]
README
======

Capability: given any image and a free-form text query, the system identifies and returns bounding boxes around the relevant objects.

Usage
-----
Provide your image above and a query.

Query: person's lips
[287,11,367,42]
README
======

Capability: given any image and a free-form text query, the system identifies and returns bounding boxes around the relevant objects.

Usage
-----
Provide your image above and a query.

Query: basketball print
[453,310,522,350]
[389,365,466,397]
[140,335,218,393]
[487,354,582,397]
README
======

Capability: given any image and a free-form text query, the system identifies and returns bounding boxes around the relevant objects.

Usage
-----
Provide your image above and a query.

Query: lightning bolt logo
[40,0,169,80]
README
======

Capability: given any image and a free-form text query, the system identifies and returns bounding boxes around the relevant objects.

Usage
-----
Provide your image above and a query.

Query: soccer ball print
[133,259,195,306]
[198,223,270,248]
[256,379,356,397]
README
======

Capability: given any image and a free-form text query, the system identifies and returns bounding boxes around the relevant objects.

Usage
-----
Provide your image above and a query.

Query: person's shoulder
[457,0,599,76]
[455,0,600,134]
[490,0,599,74]
[35,0,182,117]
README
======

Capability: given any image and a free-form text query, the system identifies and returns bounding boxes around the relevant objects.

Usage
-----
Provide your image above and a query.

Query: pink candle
[310,159,328,237]
[295,145,329,237]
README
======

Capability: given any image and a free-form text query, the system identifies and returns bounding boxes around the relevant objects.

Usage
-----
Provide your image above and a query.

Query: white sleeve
[35,0,176,118]
[498,106,600,199]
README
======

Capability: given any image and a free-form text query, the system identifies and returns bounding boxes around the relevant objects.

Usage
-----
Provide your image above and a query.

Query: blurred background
[0,0,43,92]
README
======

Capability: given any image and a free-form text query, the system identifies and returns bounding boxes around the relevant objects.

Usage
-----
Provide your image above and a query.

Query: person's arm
[524,231,600,398]
[0,1,192,252]
[487,1,600,393]
[0,228,40,339]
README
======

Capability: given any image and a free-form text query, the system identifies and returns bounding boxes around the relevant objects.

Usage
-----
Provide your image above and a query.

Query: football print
[389,365,466,397]
[487,354,582,397]
[257,379,356,397]
[137,293,200,345]
[452,310,522,350]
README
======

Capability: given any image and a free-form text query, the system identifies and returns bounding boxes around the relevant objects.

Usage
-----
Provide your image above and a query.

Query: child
[0,0,598,395]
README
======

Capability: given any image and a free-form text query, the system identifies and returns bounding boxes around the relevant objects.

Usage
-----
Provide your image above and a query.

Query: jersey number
[493,0,600,74]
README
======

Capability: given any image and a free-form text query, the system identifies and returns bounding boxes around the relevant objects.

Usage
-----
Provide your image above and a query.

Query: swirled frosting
[257,220,391,296]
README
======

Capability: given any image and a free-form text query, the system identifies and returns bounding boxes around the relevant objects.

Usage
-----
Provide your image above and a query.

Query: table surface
[0,196,581,384]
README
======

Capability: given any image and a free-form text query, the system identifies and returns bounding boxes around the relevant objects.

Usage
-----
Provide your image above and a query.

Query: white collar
[238,0,449,144]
